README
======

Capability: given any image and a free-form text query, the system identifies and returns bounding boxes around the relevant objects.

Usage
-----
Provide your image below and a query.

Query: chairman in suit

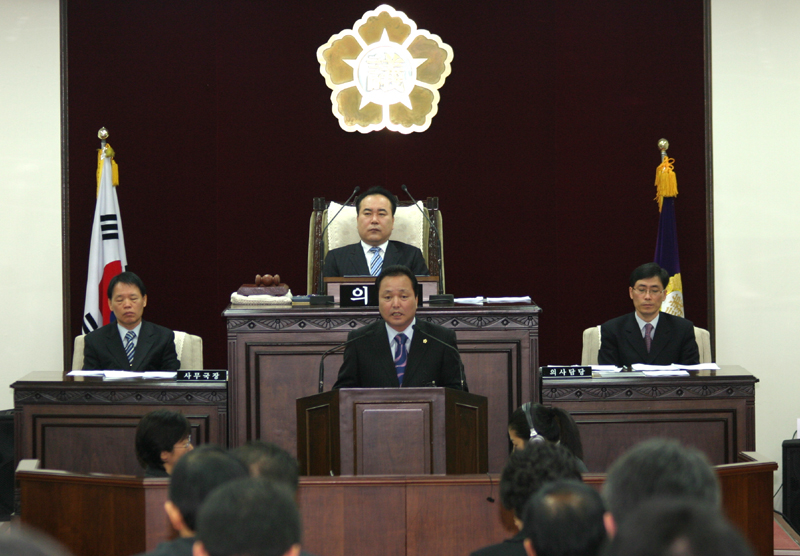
[83,271,180,371]
[333,265,466,391]
[322,186,429,278]
[598,263,699,367]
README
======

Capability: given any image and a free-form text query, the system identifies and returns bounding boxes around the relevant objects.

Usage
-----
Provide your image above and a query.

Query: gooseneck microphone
[317,334,365,393]
[313,186,360,303]
[400,185,453,303]
[412,324,467,392]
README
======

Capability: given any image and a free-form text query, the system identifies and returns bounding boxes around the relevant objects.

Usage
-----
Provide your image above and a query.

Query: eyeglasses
[175,439,193,450]
[632,287,664,296]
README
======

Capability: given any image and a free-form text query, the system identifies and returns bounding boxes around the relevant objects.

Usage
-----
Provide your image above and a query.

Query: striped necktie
[124,330,136,365]
[369,246,383,276]
[394,333,408,386]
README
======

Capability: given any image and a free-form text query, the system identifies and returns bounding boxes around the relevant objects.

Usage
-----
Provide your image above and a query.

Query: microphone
[318,333,365,393]
[399,185,453,303]
[412,324,467,392]
[313,186,360,304]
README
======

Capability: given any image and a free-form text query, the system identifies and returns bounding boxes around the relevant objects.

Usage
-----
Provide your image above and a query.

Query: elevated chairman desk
[224,302,541,473]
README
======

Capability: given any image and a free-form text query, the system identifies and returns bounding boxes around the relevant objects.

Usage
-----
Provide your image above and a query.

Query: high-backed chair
[71,331,203,370]
[307,196,444,295]
[580,325,712,365]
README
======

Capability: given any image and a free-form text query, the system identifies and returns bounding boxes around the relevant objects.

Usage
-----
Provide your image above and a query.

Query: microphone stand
[311,186,360,305]
[400,185,453,303]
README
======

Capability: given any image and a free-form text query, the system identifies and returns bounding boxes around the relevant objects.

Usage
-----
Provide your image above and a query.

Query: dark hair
[629,263,669,289]
[522,480,607,556]
[168,445,248,531]
[134,409,191,472]
[509,403,584,460]
[195,478,301,556]
[375,264,418,293]
[0,529,74,556]
[602,438,720,527]
[107,271,147,299]
[499,442,583,517]
[604,497,754,556]
[356,186,398,215]
[232,441,300,493]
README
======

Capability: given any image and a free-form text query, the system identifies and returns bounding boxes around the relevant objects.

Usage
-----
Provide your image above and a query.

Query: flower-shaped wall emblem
[317,4,454,134]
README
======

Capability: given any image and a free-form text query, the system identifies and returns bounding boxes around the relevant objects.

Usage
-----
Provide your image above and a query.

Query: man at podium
[322,186,429,277]
[333,265,466,390]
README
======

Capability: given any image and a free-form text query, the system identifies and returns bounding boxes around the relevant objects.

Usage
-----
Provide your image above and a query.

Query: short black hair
[522,480,607,556]
[629,263,669,289]
[168,445,249,531]
[195,478,301,556]
[605,497,754,556]
[602,438,720,527]
[232,441,300,493]
[499,442,583,517]
[107,271,147,299]
[375,264,418,293]
[134,409,191,472]
[356,186,398,215]
[508,403,585,460]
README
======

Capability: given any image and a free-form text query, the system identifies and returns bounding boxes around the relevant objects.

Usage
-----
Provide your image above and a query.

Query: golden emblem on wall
[317,4,454,134]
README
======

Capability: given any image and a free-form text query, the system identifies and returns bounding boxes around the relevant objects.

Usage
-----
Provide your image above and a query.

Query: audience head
[376,265,419,332]
[232,441,300,493]
[603,497,754,556]
[628,263,669,321]
[0,528,74,556]
[107,271,148,330]
[193,477,301,556]
[521,480,607,556]
[166,445,249,534]
[509,403,584,460]
[500,442,583,520]
[135,409,193,475]
[602,438,720,533]
[355,186,397,246]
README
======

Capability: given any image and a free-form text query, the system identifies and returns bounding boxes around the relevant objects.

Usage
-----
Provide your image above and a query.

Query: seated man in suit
[333,265,466,390]
[83,271,180,370]
[322,185,429,278]
[598,263,699,367]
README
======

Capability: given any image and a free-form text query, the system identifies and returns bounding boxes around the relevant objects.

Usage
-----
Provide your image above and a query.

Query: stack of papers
[67,370,177,380]
[454,296,532,305]
[590,363,720,377]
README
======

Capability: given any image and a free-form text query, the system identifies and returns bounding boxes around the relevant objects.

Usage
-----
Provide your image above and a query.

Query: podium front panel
[355,402,432,475]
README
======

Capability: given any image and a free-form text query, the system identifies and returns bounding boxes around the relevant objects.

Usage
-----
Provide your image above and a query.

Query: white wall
[712,0,800,507]
[0,0,62,409]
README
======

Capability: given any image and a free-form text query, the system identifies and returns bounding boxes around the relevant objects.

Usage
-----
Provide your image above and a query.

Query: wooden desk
[224,302,541,472]
[542,366,758,471]
[12,372,227,475]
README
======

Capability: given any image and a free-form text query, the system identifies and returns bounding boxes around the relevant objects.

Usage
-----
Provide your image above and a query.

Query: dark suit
[133,536,194,556]
[333,319,466,390]
[83,320,180,371]
[323,240,429,277]
[598,312,699,367]
[470,531,526,556]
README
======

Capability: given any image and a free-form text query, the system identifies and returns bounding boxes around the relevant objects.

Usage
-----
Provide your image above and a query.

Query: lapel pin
[423,339,428,344]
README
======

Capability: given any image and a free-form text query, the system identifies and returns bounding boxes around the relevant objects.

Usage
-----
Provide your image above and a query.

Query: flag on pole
[81,141,127,333]
[653,155,684,317]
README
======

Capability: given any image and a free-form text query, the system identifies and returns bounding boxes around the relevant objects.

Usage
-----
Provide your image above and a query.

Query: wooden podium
[297,388,488,476]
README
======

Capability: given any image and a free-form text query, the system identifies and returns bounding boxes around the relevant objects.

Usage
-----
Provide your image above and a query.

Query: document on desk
[67,370,178,380]
[632,363,719,376]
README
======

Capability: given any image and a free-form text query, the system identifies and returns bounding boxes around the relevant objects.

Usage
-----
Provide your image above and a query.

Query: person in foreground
[83,271,179,370]
[521,480,607,556]
[333,265,466,390]
[135,409,194,477]
[470,443,583,556]
[603,497,754,556]
[192,478,302,556]
[322,186,429,278]
[508,402,587,471]
[598,263,699,367]
[601,438,720,536]
[135,446,248,556]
